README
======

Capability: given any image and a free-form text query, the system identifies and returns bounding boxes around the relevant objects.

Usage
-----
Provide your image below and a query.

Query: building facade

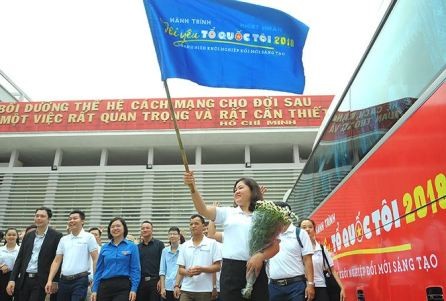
[0,95,332,240]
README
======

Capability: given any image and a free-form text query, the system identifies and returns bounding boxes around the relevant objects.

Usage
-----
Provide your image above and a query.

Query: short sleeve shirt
[177,236,222,292]
[0,245,20,270]
[313,243,334,287]
[267,224,314,279]
[159,245,180,291]
[56,229,98,276]
[214,206,252,260]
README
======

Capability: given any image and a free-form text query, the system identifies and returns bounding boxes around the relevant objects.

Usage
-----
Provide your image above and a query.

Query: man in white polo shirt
[267,202,315,301]
[175,214,221,301]
[45,209,98,301]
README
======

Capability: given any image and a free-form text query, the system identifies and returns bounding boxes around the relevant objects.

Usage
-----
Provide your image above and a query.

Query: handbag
[321,244,341,301]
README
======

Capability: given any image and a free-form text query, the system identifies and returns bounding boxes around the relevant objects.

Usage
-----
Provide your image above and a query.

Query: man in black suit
[6,206,63,301]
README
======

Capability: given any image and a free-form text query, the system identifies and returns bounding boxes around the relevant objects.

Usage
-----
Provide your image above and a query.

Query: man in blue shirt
[160,226,182,301]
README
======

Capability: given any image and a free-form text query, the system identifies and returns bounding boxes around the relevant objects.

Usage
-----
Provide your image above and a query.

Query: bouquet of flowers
[241,200,296,299]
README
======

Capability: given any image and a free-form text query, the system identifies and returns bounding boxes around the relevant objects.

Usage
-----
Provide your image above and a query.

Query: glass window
[289,0,446,218]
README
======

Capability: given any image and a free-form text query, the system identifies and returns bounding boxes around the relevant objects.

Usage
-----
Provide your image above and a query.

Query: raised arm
[184,171,217,221]
[207,220,223,243]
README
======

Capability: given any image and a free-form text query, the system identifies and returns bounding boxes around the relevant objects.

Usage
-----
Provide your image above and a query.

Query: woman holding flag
[184,171,279,300]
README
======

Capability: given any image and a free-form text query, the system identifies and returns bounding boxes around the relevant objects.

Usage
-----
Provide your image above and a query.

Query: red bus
[287,0,446,300]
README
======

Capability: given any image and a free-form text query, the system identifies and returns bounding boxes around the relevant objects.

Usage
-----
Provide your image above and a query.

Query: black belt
[271,275,306,286]
[26,273,38,278]
[60,271,90,281]
[143,275,159,281]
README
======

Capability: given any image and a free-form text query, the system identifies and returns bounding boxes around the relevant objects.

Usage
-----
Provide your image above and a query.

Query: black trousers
[0,272,13,301]
[165,290,179,301]
[314,287,330,301]
[219,258,268,301]
[97,277,131,301]
[137,277,160,301]
[17,276,46,301]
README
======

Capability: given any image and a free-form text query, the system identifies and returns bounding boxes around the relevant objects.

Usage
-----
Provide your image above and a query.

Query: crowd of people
[0,172,345,301]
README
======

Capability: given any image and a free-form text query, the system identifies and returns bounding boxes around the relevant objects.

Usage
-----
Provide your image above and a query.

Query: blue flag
[143,0,309,94]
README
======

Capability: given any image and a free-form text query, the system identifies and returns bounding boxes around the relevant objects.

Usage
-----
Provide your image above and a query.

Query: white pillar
[100,149,108,166]
[9,150,20,167]
[195,146,202,166]
[147,148,154,169]
[293,145,301,163]
[52,148,63,170]
[244,145,251,168]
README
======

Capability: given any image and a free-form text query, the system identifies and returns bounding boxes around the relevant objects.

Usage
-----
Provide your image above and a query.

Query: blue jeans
[268,280,306,301]
[57,275,89,301]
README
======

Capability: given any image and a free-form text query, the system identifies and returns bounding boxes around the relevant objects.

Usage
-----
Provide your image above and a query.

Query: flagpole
[163,80,195,193]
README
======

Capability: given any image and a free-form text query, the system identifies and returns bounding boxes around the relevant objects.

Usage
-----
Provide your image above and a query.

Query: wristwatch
[307,281,315,286]
[213,285,217,289]
[174,284,181,289]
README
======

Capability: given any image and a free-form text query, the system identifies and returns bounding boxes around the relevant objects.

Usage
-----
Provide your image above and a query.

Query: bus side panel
[311,83,446,300]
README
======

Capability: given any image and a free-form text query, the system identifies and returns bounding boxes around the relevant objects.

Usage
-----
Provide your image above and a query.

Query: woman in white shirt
[0,228,20,301]
[184,172,279,301]
[299,219,346,301]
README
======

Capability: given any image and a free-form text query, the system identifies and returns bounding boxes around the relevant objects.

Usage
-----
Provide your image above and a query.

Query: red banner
[0,95,332,132]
